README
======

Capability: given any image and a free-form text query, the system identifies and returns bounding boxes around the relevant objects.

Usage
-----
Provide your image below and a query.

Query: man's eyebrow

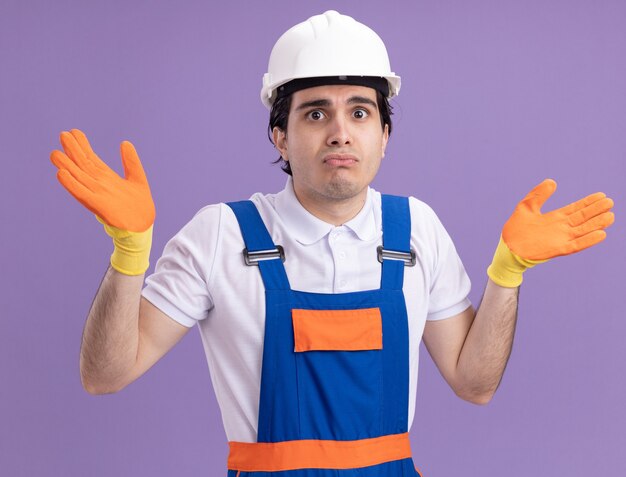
[346,96,377,108]
[294,99,331,111]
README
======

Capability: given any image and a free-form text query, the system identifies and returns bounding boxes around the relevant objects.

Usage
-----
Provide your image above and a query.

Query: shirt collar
[274,177,378,245]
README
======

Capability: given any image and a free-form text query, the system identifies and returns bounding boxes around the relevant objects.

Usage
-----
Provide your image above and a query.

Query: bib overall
[225,195,422,476]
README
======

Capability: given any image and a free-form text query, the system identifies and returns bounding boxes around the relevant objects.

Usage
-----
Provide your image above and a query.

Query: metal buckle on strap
[243,245,285,266]
[377,246,416,267]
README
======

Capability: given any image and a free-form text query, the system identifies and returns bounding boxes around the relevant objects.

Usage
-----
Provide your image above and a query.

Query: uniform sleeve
[410,198,472,321]
[141,204,222,328]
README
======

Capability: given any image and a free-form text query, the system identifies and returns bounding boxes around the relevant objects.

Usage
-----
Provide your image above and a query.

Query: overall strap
[226,200,291,291]
[380,194,412,290]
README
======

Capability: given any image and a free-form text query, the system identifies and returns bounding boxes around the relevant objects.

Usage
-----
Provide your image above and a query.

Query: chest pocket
[292,307,384,440]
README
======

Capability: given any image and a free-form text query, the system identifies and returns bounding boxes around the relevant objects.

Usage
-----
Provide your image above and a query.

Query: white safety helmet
[261,10,401,109]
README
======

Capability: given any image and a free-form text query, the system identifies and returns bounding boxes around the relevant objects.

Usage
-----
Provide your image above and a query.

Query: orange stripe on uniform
[292,308,382,352]
[228,432,412,472]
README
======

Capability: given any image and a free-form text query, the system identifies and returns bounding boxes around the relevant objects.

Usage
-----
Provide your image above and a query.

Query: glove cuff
[487,236,546,288]
[98,216,153,275]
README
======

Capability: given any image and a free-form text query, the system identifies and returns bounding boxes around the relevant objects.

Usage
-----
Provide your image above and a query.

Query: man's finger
[564,229,607,255]
[558,192,606,216]
[69,128,96,155]
[568,197,614,226]
[520,178,557,213]
[56,169,98,215]
[571,212,615,237]
[120,141,149,184]
[60,131,93,170]
[50,150,97,192]
[70,129,113,173]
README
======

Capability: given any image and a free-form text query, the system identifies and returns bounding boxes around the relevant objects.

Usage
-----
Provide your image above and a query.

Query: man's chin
[322,180,365,202]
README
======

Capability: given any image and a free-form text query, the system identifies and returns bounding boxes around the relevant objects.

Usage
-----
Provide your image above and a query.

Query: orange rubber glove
[487,179,614,287]
[50,129,155,275]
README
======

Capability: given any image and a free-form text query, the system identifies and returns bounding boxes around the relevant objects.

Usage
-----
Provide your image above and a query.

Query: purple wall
[2,0,624,475]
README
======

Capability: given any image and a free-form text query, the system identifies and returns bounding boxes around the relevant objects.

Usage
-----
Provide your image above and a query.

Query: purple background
[1,0,624,475]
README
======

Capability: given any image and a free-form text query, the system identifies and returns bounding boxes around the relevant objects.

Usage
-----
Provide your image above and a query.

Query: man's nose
[326,115,352,146]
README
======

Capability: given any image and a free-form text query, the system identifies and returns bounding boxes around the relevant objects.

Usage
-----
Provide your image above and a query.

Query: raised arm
[51,129,189,394]
[424,179,614,404]
[80,268,189,394]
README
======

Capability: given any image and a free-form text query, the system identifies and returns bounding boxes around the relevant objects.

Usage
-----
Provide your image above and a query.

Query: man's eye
[353,109,369,119]
[307,110,325,120]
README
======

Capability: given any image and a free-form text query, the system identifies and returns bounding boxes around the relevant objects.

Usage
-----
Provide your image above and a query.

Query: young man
[50,11,614,476]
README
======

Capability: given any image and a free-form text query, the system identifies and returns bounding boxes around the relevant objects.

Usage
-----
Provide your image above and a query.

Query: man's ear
[272,127,288,161]
[381,124,389,158]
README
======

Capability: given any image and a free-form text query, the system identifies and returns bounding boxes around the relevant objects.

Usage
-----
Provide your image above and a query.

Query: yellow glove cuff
[97,216,153,276]
[487,236,547,288]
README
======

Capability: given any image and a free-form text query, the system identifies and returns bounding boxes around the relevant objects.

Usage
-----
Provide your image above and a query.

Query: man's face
[273,84,389,209]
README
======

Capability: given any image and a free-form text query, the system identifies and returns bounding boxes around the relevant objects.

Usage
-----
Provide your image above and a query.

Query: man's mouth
[323,154,358,167]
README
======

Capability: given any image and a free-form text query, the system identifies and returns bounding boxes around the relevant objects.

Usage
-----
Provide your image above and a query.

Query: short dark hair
[267,89,394,175]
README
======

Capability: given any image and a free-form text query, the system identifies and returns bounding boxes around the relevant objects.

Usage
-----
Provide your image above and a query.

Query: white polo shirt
[142,177,471,443]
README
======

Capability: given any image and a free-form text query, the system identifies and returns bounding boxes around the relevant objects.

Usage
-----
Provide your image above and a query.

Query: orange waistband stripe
[228,432,412,472]
[292,307,383,352]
